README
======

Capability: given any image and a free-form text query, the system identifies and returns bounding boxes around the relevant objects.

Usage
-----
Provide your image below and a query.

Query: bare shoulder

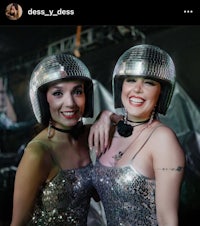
[151,122,179,143]
[16,133,53,183]
[24,130,52,161]
[150,122,185,166]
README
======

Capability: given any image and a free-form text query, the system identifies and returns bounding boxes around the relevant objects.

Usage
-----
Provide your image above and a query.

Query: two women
[11,44,185,226]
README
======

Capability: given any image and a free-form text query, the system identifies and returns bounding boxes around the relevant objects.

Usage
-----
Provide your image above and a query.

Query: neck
[51,125,72,133]
[126,118,150,126]
[48,121,84,140]
[117,117,150,138]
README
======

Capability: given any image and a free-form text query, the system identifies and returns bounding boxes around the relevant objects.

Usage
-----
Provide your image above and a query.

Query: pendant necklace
[117,117,150,137]
[112,123,148,163]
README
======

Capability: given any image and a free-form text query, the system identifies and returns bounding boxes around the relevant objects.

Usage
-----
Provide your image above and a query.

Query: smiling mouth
[129,97,144,104]
[62,111,79,119]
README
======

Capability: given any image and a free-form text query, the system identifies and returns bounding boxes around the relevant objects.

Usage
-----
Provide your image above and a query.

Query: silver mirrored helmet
[113,44,176,115]
[29,53,93,126]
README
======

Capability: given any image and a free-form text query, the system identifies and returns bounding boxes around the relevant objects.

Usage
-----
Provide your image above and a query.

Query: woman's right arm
[10,142,52,226]
[88,110,122,154]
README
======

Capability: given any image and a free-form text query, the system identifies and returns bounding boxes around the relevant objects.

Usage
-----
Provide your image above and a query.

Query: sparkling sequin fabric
[92,160,158,226]
[28,163,94,226]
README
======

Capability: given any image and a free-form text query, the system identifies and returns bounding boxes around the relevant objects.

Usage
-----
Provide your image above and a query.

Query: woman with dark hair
[89,44,185,225]
[10,53,102,226]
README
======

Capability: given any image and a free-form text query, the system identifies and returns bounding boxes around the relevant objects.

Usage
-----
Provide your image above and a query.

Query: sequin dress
[28,163,94,226]
[93,161,157,226]
[92,125,163,226]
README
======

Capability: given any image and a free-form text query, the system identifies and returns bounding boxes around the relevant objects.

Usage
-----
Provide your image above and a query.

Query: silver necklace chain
[112,124,148,163]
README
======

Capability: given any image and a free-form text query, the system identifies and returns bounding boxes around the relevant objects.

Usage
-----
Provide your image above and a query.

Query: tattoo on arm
[157,166,184,172]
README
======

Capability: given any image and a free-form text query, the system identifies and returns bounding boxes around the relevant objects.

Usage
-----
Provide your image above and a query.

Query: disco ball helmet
[29,53,93,126]
[113,44,176,115]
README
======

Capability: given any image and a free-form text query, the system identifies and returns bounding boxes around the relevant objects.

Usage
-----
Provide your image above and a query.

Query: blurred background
[0,25,199,226]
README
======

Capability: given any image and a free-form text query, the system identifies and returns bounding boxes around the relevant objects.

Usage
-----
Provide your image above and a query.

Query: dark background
[0,25,200,226]
[0,1,200,225]
[0,25,199,122]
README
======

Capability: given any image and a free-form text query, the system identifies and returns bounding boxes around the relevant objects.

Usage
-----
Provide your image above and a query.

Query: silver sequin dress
[92,160,158,226]
[28,163,94,226]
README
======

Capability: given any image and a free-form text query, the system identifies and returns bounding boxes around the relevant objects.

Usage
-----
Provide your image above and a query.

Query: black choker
[126,118,150,124]
[51,125,71,133]
[51,121,84,139]
[117,118,150,137]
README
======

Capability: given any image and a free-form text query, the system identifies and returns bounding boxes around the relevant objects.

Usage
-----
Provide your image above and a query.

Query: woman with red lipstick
[90,44,185,225]
[10,53,105,226]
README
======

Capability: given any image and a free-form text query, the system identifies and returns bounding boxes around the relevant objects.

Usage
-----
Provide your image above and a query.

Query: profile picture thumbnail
[5,3,23,20]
